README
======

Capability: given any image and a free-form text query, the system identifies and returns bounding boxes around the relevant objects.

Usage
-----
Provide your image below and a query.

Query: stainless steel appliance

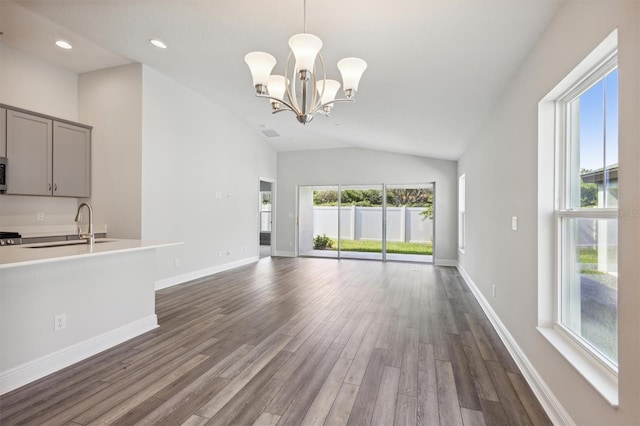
[0,157,6,191]
[0,232,22,246]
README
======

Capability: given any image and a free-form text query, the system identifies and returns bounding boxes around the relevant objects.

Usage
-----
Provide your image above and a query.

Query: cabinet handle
[48,182,52,191]
[54,183,58,192]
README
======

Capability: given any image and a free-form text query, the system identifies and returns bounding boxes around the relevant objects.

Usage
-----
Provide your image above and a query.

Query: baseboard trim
[273,250,296,257]
[0,315,158,395]
[155,256,259,290]
[435,258,458,266]
[457,265,574,425]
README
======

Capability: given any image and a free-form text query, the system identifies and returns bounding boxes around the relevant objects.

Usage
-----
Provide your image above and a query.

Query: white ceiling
[0,0,564,160]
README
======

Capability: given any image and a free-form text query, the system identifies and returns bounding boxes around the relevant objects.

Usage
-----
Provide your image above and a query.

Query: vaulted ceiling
[0,0,564,160]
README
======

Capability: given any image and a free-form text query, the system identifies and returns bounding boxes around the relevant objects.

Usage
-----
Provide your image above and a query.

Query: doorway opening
[297,183,434,263]
[259,179,273,258]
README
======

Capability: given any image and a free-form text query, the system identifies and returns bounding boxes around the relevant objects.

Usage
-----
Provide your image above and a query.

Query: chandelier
[244,0,367,125]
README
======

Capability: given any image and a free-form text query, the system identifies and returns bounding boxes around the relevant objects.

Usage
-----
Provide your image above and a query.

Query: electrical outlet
[174,258,181,268]
[244,246,248,254]
[218,251,223,258]
[54,314,66,332]
[37,212,44,221]
[492,285,496,297]
[511,216,518,231]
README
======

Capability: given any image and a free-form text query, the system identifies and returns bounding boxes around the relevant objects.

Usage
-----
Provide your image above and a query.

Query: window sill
[537,326,618,407]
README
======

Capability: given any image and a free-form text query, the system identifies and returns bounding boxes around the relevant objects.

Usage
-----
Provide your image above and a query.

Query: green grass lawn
[579,246,617,264]
[327,239,432,255]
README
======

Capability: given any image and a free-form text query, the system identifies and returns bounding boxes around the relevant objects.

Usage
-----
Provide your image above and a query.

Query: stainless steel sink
[24,240,115,249]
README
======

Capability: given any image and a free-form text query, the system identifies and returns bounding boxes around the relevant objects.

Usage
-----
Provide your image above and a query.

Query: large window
[556,57,618,368]
[458,174,465,252]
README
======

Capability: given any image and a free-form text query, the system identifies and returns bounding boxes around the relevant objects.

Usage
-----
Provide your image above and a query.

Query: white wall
[0,44,78,120]
[0,44,80,229]
[78,64,143,239]
[276,148,457,263]
[457,1,640,424]
[140,66,277,282]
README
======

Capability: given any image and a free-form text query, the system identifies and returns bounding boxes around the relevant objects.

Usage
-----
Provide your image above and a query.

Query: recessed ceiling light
[55,40,72,49]
[150,39,167,49]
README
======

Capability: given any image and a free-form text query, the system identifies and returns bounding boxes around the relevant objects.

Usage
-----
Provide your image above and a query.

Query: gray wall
[458,1,640,424]
[276,148,457,264]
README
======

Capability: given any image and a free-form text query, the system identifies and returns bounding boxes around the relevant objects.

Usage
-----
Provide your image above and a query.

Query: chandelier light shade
[244,1,367,125]
[337,57,368,96]
[288,33,323,73]
[244,52,277,94]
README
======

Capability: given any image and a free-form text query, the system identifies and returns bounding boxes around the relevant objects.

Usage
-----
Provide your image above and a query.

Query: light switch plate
[511,216,518,231]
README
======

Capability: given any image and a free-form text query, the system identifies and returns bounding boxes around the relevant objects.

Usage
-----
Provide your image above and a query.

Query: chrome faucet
[75,202,95,245]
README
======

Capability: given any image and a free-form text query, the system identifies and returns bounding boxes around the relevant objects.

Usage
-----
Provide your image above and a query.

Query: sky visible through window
[579,69,619,171]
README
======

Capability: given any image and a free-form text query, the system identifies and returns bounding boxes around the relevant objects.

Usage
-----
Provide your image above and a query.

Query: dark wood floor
[0,257,551,425]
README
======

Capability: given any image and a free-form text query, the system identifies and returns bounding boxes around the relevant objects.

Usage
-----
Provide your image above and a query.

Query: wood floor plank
[465,314,499,362]
[460,331,499,402]
[394,394,417,426]
[300,356,352,426]
[181,414,210,426]
[277,343,344,425]
[461,407,487,426]
[346,348,387,426]
[139,343,251,423]
[478,398,509,426]
[344,320,382,386]
[417,343,439,426]
[507,371,553,426]
[267,336,334,415]
[370,366,401,426]
[485,361,532,426]
[253,411,281,426]
[398,327,419,397]
[448,333,481,410]
[195,332,294,418]
[385,315,407,368]
[0,259,551,426]
[324,383,360,426]
[109,397,166,426]
[207,351,291,426]
[435,360,463,426]
[86,353,209,425]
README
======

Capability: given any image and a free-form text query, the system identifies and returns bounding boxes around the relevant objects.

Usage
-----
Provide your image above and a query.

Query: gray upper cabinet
[5,107,91,197]
[6,110,53,196]
[0,108,6,157]
[53,121,91,197]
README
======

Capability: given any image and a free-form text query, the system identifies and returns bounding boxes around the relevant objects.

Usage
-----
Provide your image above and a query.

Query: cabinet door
[53,121,91,197]
[0,108,6,157]
[6,110,53,195]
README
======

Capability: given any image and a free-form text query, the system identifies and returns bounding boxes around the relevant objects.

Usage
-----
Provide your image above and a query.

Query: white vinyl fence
[313,206,433,243]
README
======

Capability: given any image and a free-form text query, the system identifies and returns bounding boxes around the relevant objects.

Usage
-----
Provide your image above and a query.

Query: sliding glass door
[339,185,384,261]
[298,183,434,263]
[298,185,339,258]
[385,184,434,263]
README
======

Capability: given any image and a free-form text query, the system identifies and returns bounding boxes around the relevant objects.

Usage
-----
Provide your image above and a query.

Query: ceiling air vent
[261,128,280,138]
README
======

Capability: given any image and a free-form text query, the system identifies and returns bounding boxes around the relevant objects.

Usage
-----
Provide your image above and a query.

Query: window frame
[553,54,619,374]
[458,174,466,253]
[537,29,619,407]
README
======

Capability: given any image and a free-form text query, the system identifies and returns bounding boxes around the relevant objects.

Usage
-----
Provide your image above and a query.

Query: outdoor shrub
[313,234,333,250]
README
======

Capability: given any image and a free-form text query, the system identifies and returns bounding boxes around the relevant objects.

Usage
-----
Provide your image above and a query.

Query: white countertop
[0,239,182,270]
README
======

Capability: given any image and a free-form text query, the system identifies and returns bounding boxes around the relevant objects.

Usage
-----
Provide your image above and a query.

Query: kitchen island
[0,239,180,394]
